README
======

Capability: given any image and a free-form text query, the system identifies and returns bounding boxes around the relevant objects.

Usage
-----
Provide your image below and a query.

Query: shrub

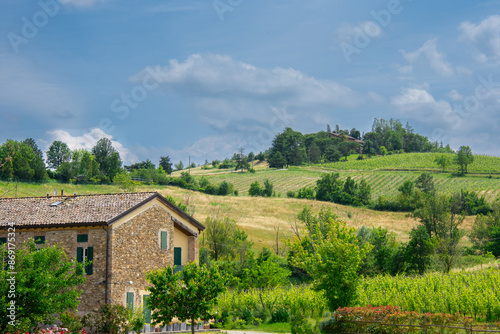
[287,191,296,198]
[249,181,262,196]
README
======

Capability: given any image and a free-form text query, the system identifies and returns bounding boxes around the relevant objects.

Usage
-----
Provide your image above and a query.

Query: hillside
[182,153,500,201]
[0,179,476,250]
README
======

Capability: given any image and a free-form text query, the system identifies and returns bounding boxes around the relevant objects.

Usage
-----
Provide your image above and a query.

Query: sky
[1,0,500,165]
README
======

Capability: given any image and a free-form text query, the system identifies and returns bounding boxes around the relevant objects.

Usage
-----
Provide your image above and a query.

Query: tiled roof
[0,192,159,227]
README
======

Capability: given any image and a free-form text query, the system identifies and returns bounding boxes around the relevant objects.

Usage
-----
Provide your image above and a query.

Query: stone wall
[3,228,108,314]
[109,204,176,309]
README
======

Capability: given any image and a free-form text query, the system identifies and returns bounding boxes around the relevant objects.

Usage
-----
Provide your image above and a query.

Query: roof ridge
[0,191,158,201]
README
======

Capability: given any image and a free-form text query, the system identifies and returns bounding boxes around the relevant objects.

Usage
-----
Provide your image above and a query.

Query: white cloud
[391,87,435,105]
[0,54,82,120]
[131,54,374,134]
[401,39,455,77]
[447,90,463,101]
[459,15,500,63]
[41,128,138,164]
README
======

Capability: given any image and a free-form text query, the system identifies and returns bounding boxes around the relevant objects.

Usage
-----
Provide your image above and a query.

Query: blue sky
[1,0,500,165]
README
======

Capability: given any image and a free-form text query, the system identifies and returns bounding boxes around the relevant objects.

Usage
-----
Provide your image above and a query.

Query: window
[143,295,151,324]
[77,247,93,275]
[160,231,168,250]
[77,234,88,243]
[174,247,183,273]
[127,292,134,310]
[35,236,45,244]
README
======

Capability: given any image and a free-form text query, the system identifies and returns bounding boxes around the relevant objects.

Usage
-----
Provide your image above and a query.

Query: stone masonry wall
[3,228,108,314]
[109,205,177,309]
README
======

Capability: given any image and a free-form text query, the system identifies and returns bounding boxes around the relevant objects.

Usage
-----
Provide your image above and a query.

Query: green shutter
[127,292,134,310]
[35,236,45,244]
[77,234,88,243]
[76,247,84,275]
[174,247,182,266]
[161,231,168,250]
[86,247,93,275]
[0,238,6,245]
[143,295,151,324]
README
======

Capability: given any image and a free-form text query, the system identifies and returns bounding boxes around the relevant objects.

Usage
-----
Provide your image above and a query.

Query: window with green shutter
[127,292,134,310]
[77,234,88,243]
[160,231,168,250]
[76,247,93,275]
[143,295,151,324]
[86,247,93,275]
[174,247,182,266]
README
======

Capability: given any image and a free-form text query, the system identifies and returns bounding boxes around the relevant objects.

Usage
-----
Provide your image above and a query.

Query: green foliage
[159,156,173,174]
[0,239,86,332]
[0,140,47,181]
[296,186,314,199]
[47,140,72,169]
[113,171,136,192]
[215,285,327,326]
[434,154,450,172]
[356,269,500,321]
[415,173,435,194]
[202,216,252,262]
[288,207,371,311]
[82,304,131,334]
[249,181,263,196]
[129,306,145,334]
[315,173,371,206]
[269,152,287,169]
[91,138,122,181]
[248,180,274,197]
[146,263,226,334]
[455,146,474,174]
[175,161,184,171]
[470,200,500,255]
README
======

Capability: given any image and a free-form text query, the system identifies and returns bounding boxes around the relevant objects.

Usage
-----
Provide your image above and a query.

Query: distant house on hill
[329,132,365,153]
[0,191,204,318]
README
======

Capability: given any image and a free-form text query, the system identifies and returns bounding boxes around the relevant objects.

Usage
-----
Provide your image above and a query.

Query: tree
[455,146,474,174]
[434,155,450,172]
[268,152,286,169]
[202,216,251,261]
[46,140,71,169]
[324,145,341,162]
[308,143,321,164]
[262,179,274,197]
[235,147,250,172]
[0,239,86,332]
[405,225,433,275]
[0,140,46,181]
[288,207,371,311]
[241,257,291,290]
[146,263,226,334]
[249,181,263,197]
[22,138,43,159]
[338,142,359,161]
[114,171,136,192]
[91,138,122,181]
[175,161,184,171]
[415,173,435,194]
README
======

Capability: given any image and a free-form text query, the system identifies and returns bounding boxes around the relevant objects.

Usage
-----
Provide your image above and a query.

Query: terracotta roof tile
[0,192,157,227]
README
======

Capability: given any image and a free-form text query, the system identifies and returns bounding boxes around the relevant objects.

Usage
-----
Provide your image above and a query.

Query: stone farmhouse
[0,191,205,318]
[329,132,365,153]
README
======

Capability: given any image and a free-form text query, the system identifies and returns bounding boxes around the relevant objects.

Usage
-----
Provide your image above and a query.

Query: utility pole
[188,156,191,174]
